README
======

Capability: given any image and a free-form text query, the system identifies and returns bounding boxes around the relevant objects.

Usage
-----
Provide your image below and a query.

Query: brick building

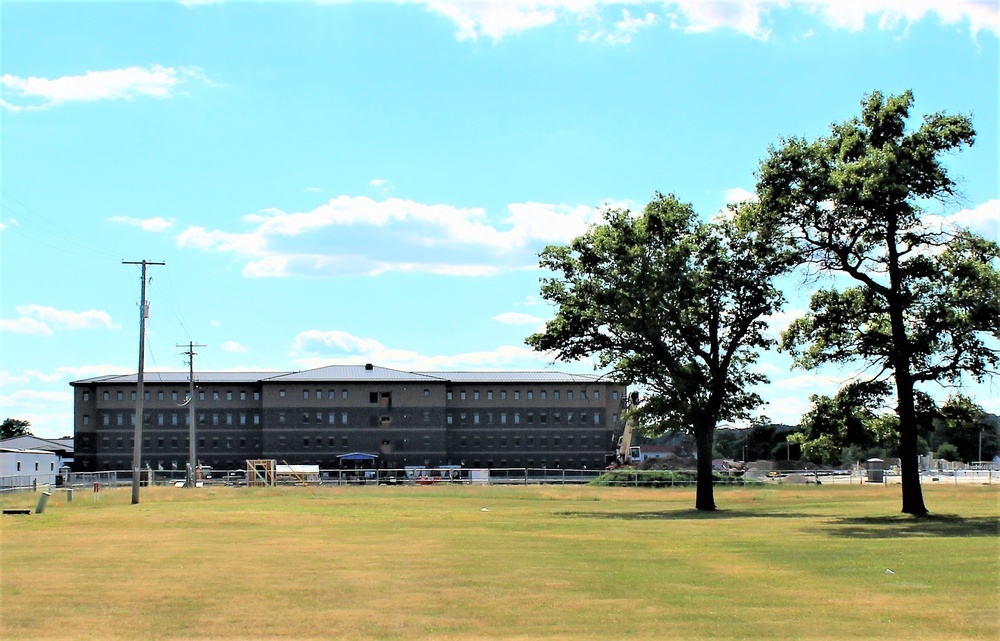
[71,365,625,472]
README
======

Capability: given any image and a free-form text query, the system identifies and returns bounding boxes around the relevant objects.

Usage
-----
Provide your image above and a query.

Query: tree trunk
[895,373,928,516]
[694,425,716,511]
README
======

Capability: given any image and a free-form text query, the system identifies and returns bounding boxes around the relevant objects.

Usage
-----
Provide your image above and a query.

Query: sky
[1,0,998,439]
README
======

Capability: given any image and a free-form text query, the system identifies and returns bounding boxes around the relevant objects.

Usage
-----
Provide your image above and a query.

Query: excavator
[608,391,641,468]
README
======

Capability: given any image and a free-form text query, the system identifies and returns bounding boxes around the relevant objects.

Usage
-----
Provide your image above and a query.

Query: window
[612,391,619,401]
[279,389,286,397]
[527,391,534,400]
[103,391,110,401]
[303,412,310,424]
[369,392,378,403]
[158,391,164,401]
[212,413,220,426]
[460,391,467,400]
[83,415,90,425]
[116,413,124,426]
[213,392,220,401]
[199,391,205,401]
[172,391,179,401]
[540,391,547,400]
[460,412,468,423]
[227,391,233,401]
[278,412,286,424]
[567,411,575,423]
[593,413,600,424]
[473,413,481,425]
[540,412,547,424]
[514,413,521,425]
[342,390,348,400]
[241,391,247,401]
[83,391,90,401]
[157,413,164,426]
[304,390,310,400]
[594,391,600,400]
[423,389,430,397]
[526,412,534,424]
[487,390,493,400]
[423,411,430,422]
[328,390,336,400]
[501,391,507,400]
[613,414,619,424]
[447,391,454,400]
[253,414,260,425]
[447,414,454,425]
[567,391,573,400]
[130,391,136,401]
[554,391,560,400]
[254,391,261,401]
[316,412,322,423]
[553,412,561,424]
[102,414,110,426]
[329,413,336,425]
[581,391,588,400]
[473,391,480,400]
[500,413,507,425]
[514,391,520,400]
[240,413,247,425]
[341,412,348,425]
[316,389,322,400]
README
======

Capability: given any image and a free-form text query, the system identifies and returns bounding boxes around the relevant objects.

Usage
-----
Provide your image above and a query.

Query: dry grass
[1,483,998,640]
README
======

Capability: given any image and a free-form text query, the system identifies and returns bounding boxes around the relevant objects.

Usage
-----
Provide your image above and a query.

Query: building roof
[0,435,74,453]
[72,372,286,385]
[70,366,619,386]
[417,371,612,384]
[269,365,443,383]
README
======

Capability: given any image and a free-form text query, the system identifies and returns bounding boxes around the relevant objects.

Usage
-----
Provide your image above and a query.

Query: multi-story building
[71,365,625,472]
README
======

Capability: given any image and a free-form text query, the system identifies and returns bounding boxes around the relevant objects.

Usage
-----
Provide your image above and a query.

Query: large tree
[527,194,790,510]
[2,418,32,440]
[756,90,1000,516]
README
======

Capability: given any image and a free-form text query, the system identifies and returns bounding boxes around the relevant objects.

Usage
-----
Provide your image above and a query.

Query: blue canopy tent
[337,452,378,470]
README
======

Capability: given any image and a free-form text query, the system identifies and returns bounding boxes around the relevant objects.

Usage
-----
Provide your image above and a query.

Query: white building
[0,448,60,490]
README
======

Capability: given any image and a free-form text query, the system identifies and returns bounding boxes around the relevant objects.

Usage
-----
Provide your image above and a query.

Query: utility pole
[178,341,205,487]
[124,259,165,505]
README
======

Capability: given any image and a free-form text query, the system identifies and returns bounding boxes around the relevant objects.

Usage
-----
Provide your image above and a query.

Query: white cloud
[723,187,758,205]
[398,1,999,42]
[221,340,248,353]
[0,389,73,408]
[948,199,1000,242]
[177,195,602,278]
[0,65,209,111]
[289,327,559,371]
[369,179,390,188]
[107,216,174,232]
[24,364,133,383]
[15,304,120,331]
[808,0,1000,38]
[494,312,548,326]
[0,317,52,336]
[304,186,322,193]
[670,0,772,39]
[0,371,30,386]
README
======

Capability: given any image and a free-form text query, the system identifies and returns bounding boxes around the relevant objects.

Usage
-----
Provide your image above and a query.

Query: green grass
[2,484,998,640]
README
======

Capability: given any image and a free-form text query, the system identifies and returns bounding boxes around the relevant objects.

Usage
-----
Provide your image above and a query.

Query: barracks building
[71,365,626,472]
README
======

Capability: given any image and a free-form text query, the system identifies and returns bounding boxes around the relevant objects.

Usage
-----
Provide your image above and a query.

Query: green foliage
[1,418,32,439]
[527,193,793,510]
[934,443,960,461]
[755,89,1000,515]
[590,470,757,487]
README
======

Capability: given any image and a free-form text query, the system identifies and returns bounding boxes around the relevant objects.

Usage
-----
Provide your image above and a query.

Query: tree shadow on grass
[819,514,1000,539]
[557,509,815,521]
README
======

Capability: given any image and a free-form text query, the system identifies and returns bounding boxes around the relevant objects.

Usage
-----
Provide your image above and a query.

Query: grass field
[2,483,998,640]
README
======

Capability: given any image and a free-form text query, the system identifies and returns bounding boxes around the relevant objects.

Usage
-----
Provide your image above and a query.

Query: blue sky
[2,0,998,438]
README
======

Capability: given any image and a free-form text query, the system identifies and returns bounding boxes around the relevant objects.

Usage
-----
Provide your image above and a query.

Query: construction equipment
[610,391,641,468]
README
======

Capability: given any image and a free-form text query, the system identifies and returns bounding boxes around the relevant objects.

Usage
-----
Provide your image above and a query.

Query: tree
[527,194,791,510]
[927,395,998,463]
[1,418,32,440]
[790,381,897,465]
[756,90,1000,515]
